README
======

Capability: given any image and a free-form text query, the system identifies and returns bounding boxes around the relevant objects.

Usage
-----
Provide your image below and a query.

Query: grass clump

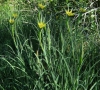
[0,0,100,90]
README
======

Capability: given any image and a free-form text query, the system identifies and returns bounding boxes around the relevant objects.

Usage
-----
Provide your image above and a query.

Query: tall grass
[0,0,100,90]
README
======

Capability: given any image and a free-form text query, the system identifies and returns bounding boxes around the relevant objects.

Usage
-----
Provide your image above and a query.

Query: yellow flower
[9,19,14,24]
[38,3,45,9]
[65,10,75,16]
[79,8,86,13]
[12,13,18,18]
[38,22,46,29]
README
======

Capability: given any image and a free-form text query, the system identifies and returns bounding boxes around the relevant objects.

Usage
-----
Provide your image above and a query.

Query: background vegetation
[0,0,100,90]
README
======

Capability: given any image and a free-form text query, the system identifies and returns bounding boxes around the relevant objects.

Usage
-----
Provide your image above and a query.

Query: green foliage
[0,0,100,90]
